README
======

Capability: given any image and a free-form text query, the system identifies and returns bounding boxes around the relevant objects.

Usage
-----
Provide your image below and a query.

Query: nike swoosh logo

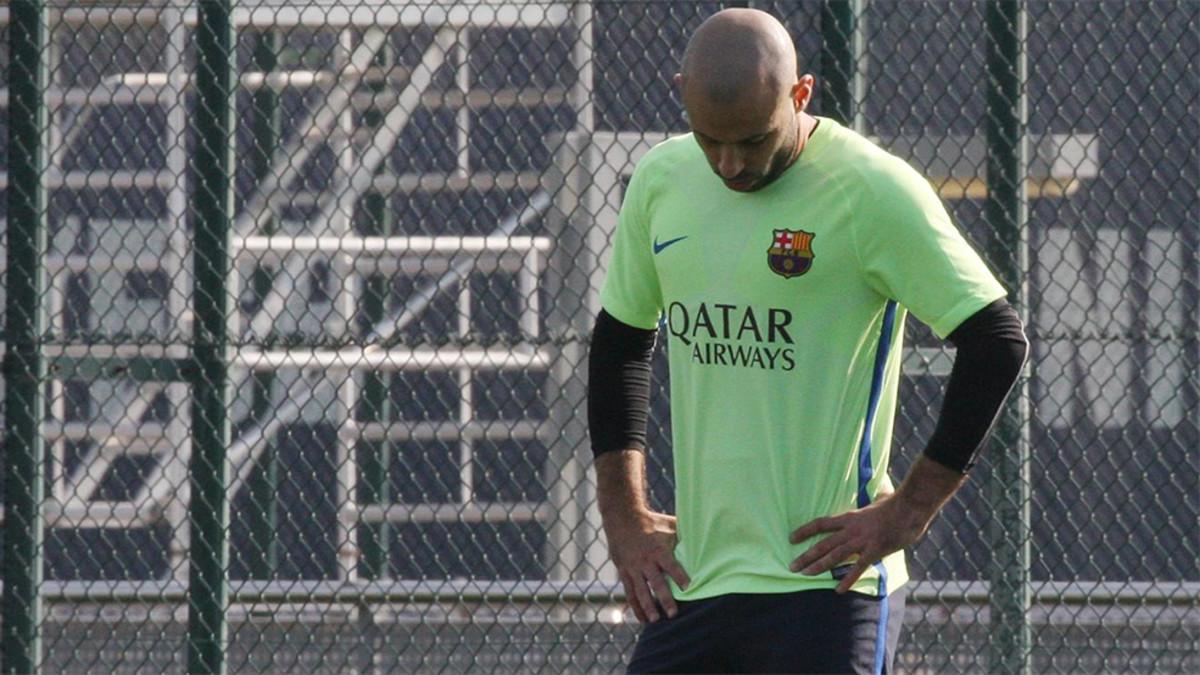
[653,235,688,254]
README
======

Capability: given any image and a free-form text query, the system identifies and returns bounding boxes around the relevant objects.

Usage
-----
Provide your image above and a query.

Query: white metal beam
[351,502,552,524]
[231,346,554,371]
[233,235,552,256]
[231,28,387,239]
[351,419,543,443]
[243,29,450,342]
[0,4,572,29]
[9,579,1196,609]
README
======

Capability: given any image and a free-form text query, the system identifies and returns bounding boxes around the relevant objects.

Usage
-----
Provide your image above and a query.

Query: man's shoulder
[634,133,702,176]
[815,123,932,201]
[620,134,705,212]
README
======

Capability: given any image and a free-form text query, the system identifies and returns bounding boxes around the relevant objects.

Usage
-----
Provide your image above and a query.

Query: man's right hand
[593,450,691,623]
[605,510,690,623]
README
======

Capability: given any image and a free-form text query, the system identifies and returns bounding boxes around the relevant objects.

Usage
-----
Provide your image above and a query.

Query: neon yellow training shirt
[599,117,1007,600]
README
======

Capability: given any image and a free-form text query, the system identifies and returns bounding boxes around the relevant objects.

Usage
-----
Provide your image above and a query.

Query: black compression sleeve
[588,309,657,457]
[923,299,1029,473]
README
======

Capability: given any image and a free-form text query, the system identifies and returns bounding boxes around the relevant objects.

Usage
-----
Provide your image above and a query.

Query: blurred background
[0,1,1195,672]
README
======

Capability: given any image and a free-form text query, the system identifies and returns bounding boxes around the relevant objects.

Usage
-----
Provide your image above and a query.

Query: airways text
[666,301,796,371]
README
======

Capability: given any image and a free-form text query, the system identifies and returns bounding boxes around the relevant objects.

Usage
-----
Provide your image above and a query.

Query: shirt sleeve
[854,158,1008,338]
[587,309,657,457]
[925,299,1029,473]
[598,160,665,330]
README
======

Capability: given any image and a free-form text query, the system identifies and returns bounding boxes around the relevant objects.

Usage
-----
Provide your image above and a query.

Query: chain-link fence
[0,1,1196,672]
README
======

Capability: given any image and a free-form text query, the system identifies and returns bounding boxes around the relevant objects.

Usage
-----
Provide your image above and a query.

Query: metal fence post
[358,206,391,582]
[820,0,858,126]
[1,1,47,672]
[358,41,394,583]
[247,27,281,583]
[189,1,235,673]
[985,2,1031,674]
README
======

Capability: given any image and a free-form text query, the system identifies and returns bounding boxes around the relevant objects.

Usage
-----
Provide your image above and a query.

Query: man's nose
[716,145,744,179]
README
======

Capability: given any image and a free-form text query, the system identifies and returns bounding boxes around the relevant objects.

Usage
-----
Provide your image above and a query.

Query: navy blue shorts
[626,589,905,674]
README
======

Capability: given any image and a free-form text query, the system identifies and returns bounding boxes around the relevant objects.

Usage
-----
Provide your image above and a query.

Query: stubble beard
[749,114,803,192]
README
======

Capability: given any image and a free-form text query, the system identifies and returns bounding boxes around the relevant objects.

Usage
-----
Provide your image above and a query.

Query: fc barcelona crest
[767,229,815,278]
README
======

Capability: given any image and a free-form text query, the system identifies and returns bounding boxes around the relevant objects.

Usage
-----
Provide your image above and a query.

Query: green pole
[820,0,856,126]
[189,1,234,673]
[246,374,278,579]
[357,225,391,578]
[353,49,394,673]
[358,76,393,578]
[2,2,47,672]
[358,287,390,581]
[246,28,280,582]
[985,2,1031,674]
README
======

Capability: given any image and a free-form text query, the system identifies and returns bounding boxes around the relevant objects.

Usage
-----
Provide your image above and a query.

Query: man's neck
[799,112,819,150]
[785,112,819,169]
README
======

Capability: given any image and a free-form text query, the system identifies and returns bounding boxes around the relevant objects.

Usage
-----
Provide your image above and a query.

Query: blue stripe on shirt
[857,300,899,509]
[873,562,890,675]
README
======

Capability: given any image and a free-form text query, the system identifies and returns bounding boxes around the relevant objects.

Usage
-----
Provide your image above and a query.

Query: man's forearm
[593,448,690,621]
[595,449,652,528]
[891,455,968,529]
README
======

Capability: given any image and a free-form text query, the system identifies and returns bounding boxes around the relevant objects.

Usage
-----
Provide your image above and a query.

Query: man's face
[682,83,799,193]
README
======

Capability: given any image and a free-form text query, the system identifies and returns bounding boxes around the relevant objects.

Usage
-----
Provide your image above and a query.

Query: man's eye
[745,136,768,146]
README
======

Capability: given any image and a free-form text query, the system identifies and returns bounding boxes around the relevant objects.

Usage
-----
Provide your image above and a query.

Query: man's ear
[792,74,815,111]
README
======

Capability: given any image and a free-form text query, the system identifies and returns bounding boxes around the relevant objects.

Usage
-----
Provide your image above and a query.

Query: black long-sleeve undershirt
[924,298,1029,472]
[587,310,658,455]
[587,300,1028,474]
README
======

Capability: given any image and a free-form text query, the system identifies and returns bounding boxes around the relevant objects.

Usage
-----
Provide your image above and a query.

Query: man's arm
[790,299,1029,592]
[589,310,690,622]
[594,450,690,622]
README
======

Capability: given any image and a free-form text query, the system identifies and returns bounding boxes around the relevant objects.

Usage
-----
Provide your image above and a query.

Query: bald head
[680,8,798,104]
[675,9,816,193]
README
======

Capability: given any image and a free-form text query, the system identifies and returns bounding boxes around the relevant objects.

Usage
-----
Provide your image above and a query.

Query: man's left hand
[788,492,932,594]
[788,456,968,593]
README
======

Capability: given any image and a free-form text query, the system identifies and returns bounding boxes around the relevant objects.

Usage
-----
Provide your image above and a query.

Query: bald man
[588,8,1027,674]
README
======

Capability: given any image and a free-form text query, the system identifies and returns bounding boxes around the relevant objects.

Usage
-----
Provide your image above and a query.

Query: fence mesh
[0,1,1197,673]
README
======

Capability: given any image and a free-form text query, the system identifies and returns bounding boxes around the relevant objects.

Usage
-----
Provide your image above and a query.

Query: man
[586,8,1029,674]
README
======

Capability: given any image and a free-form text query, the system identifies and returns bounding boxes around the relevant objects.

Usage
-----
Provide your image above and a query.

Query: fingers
[793,541,857,576]
[629,569,661,622]
[647,572,679,620]
[663,558,692,592]
[835,558,873,595]
[646,552,689,620]
[618,573,649,623]
[790,532,843,572]
[789,515,841,545]
[619,555,689,623]
[624,568,676,622]
[790,506,898,592]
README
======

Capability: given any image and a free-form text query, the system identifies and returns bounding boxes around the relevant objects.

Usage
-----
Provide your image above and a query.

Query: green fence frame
[2,1,48,672]
[0,2,236,673]
[819,1,1034,671]
[6,1,1185,673]
[984,2,1032,674]
[189,1,235,673]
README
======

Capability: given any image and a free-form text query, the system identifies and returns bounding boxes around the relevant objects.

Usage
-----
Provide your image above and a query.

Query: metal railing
[1,1,1196,673]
